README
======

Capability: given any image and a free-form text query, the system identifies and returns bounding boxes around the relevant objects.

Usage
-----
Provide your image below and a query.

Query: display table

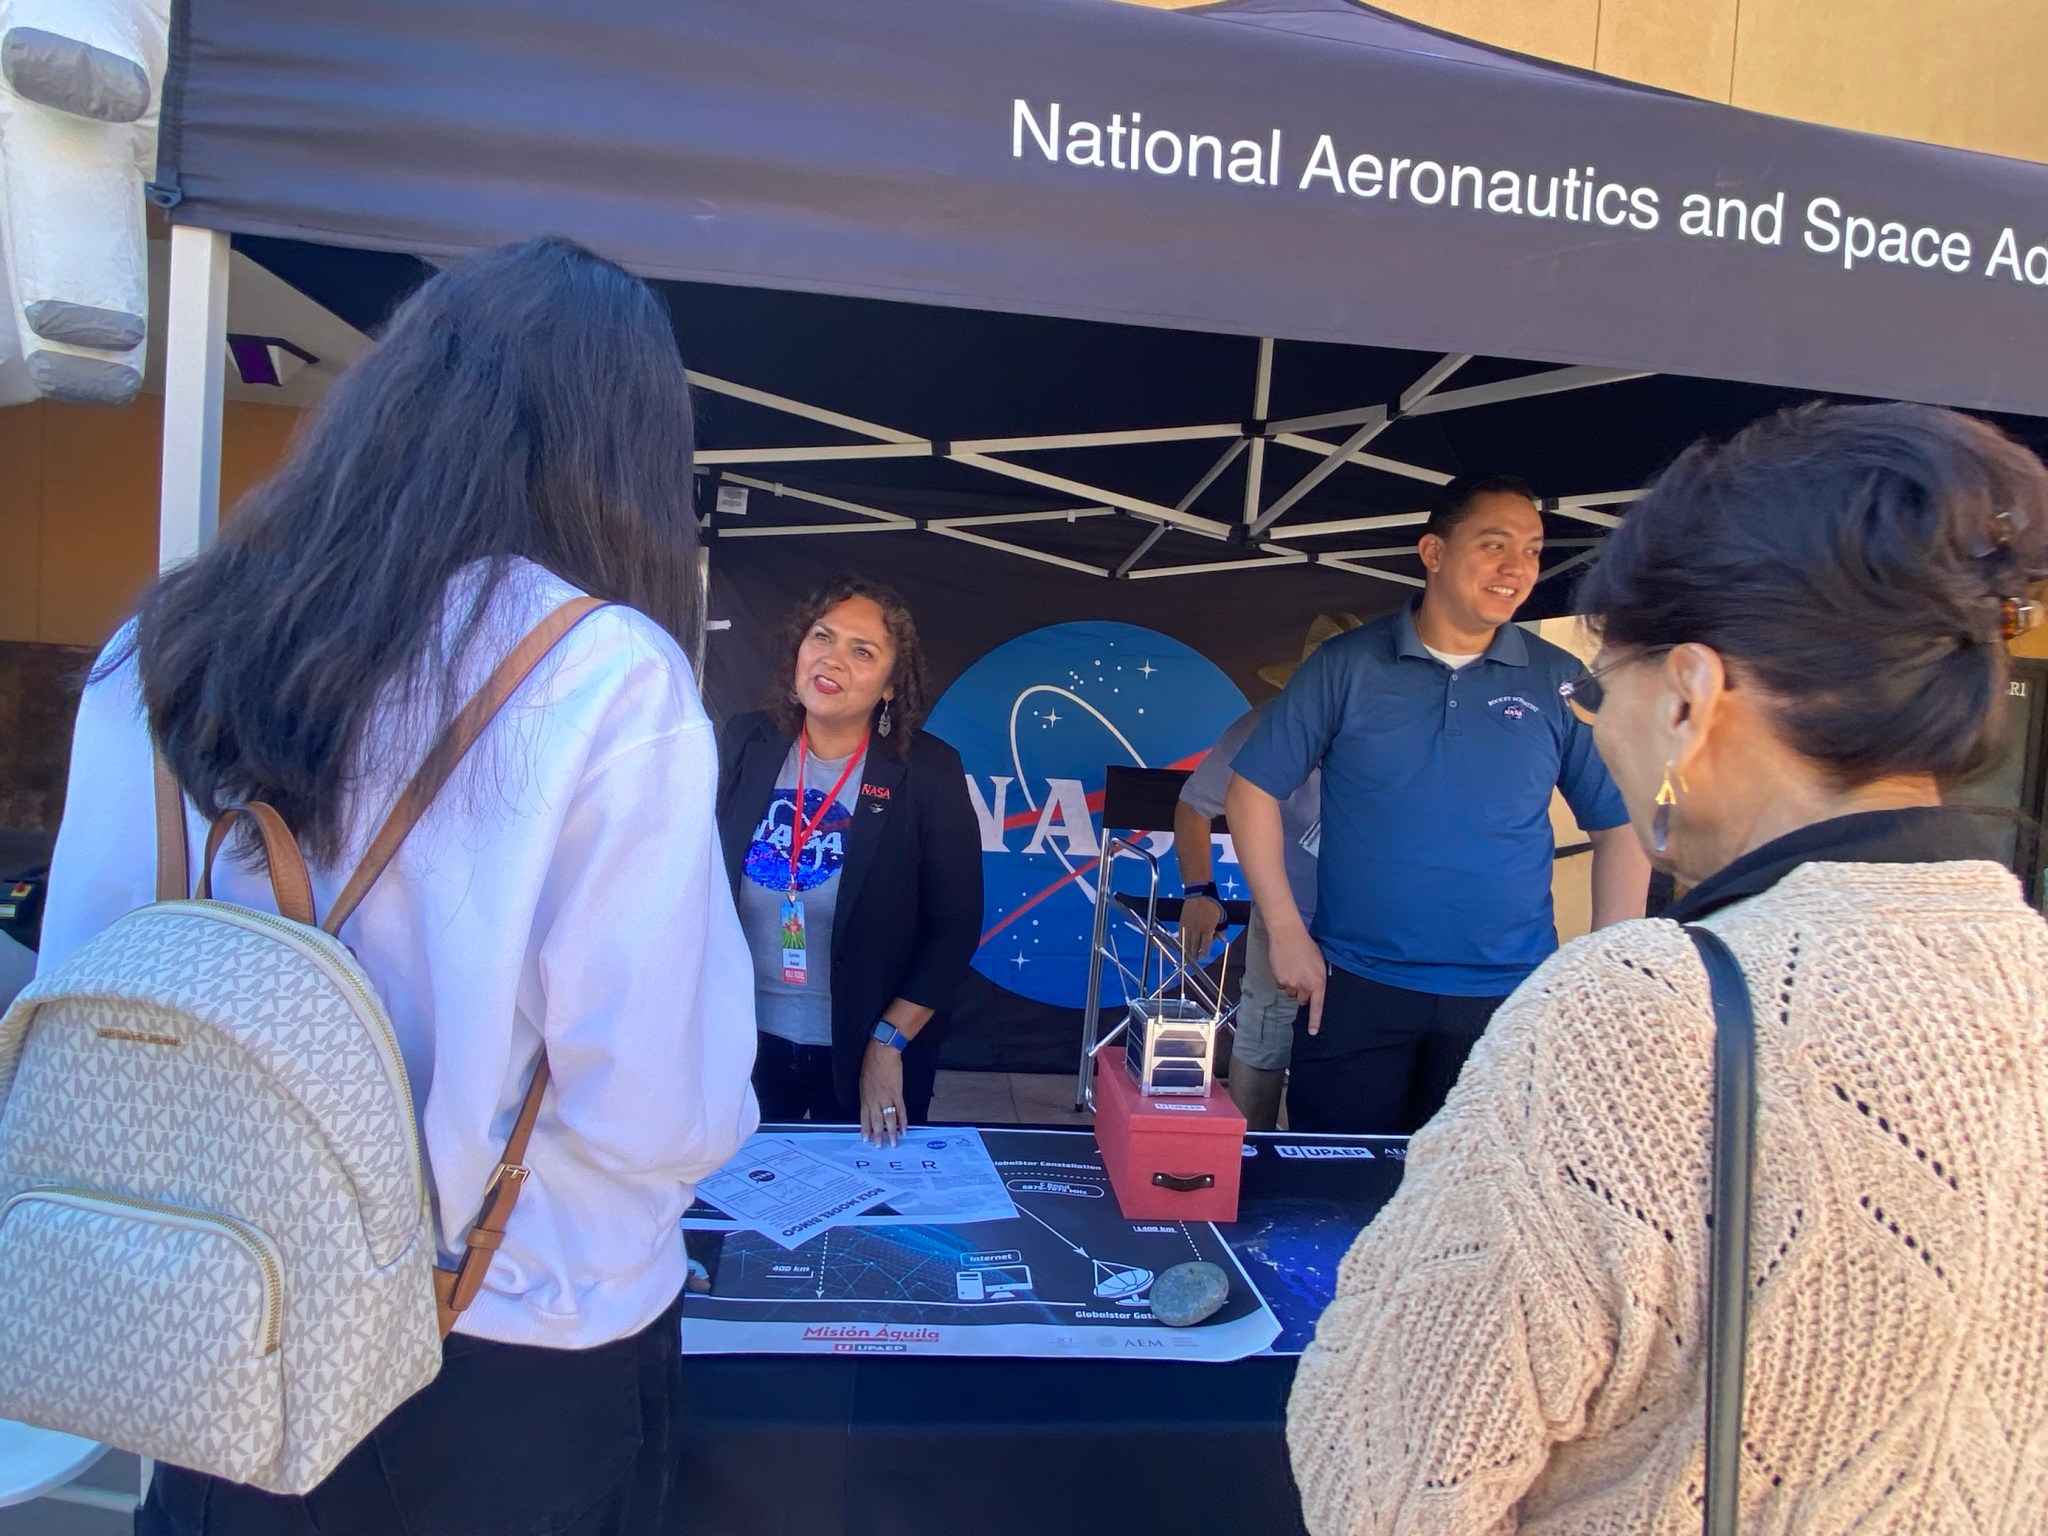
[674,1126,1406,1536]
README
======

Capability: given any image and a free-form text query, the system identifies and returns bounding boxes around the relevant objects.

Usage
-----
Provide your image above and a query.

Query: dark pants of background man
[1287,966,1510,1135]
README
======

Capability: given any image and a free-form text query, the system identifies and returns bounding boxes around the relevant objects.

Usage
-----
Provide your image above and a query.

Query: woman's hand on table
[860,1038,910,1146]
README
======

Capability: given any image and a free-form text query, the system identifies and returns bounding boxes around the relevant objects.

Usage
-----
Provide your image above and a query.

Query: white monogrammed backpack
[0,598,602,1494]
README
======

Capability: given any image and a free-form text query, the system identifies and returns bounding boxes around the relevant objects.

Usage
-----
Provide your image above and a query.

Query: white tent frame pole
[717,523,906,539]
[1178,437,1248,510]
[1267,403,1385,435]
[1125,550,1311,581]
[1403,365,1650,417]
[1398,352,1474,413]
[928,523,1111,577]
[685,370,925,445]
[1249,406,1390,536]
[1550,489,1644,529]
[948,451,1233,540]
[718,472,915,528]
[159,225,231,568]
[1557,490,1646,508]
[930,507,1117,530]
[679,358,1652,558]
[1116,437,1249,576]
[1115,523,1168,578]
[1270,434,1452,485]
[1265,510,1427,540]
[1320,556,1427,588]
[1241,337,1274,526]
[1550,506,1623,528]
[695,443,932,466]
[951,424,1241,453]
[1250,351,1464,538]
[1318,545,1421,562]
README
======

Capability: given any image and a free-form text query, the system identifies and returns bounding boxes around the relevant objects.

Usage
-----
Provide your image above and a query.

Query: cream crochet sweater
[1288,860,2048,1535]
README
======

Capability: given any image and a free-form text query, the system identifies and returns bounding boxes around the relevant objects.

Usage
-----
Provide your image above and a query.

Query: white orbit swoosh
[1007,685,1147,908]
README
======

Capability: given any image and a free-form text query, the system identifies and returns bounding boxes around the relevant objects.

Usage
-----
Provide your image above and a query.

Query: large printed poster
[923,620,1248,1010]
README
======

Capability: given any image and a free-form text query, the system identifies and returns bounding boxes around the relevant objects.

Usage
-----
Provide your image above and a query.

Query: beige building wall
[0,398,302,647]
[1124,0,2048,165]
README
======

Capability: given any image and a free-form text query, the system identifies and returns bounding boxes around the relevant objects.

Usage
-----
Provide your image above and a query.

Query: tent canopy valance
[160,0,2048,418]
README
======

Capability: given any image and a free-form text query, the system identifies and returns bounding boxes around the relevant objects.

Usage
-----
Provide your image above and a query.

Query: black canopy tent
[154,0,2048,1080]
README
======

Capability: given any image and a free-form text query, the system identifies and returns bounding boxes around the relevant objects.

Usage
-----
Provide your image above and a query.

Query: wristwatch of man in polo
[872,1020,912,1052]
[1182,881,1220,902]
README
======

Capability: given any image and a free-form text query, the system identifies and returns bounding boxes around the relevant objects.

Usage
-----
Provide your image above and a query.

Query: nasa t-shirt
[738,740,866,1046]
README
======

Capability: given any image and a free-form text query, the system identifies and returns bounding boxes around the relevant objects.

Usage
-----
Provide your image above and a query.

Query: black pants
[751,1031,939,1125]
[1286,967,1509,1136]
[137,1289,685,1536]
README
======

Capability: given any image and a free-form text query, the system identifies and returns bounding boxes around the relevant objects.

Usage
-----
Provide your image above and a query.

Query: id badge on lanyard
[780,897,808,985]
[782,726,869,989]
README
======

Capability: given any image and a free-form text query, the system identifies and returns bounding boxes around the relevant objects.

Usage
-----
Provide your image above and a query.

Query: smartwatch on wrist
[872,1020,912,1053]
[1183,881,1220,903]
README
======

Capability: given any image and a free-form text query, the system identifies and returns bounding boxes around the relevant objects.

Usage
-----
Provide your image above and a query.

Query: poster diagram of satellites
[681,1128,1280,1361]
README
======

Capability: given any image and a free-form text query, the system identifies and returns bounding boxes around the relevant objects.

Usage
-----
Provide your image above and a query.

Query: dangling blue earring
[877,698,893,738]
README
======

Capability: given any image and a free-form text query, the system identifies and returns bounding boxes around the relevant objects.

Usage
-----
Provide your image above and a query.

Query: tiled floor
[0,1072,1095,1528]
[928,1069,1094,1127]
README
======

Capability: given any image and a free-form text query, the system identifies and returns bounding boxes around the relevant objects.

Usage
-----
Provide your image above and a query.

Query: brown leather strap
[435,1057,551,1336]
[197,803,318,926]
[153,755,190,903]
[325,597,609,938]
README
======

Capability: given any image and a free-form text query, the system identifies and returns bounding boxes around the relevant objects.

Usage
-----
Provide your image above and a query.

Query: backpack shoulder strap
[1685,923,1758,1536]
[154,755,190,902]
[434,1057,551,1337]
[322,596,609,938]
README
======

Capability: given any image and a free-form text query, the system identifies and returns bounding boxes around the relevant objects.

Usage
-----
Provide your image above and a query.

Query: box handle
[1151,1172,1215,1192]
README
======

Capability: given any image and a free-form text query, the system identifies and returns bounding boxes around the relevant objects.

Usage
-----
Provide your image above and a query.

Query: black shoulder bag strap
[1686,924,1758,1536]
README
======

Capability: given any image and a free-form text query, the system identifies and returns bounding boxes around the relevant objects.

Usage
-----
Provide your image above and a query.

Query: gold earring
[1651,763,1687,856]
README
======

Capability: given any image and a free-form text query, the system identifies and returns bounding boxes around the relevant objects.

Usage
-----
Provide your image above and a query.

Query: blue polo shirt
[1232,602,1627,997]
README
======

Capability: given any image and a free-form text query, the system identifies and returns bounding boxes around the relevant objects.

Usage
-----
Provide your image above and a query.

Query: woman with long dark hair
[716,576,981,1144]
[1287,403,2048,1533]
[38,236,759,1535]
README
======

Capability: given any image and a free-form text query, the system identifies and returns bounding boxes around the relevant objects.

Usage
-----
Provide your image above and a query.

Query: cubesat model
[1124,997,1217,1097]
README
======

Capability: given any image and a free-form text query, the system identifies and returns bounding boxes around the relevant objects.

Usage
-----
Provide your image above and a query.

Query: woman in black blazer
[717,576,982,1145]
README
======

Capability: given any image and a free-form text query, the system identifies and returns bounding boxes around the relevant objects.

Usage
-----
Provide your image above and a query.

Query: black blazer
[716,711,984,1105]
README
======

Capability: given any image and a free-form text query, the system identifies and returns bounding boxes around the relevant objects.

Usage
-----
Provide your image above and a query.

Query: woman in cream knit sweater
[1288,403,2048,1535]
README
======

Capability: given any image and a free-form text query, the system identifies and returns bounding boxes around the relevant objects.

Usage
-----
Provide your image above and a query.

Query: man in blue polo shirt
[1227,474,1650,1134]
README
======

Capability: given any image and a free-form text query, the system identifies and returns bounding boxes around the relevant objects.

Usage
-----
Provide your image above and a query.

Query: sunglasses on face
[1558,647,1672,725]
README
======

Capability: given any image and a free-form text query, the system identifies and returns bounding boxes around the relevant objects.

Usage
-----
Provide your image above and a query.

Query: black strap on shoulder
[1686,924,1758,1536]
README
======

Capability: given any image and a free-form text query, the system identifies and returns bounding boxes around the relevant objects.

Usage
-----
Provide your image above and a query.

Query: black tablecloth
[674,1128,1405,1536]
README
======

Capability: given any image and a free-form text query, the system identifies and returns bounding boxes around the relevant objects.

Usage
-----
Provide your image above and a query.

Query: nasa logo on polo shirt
[1489,693,1543,722]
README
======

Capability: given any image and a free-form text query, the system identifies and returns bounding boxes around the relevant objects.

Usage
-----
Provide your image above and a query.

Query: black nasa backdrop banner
[164,0,2048,415]
[706,535,1403,1074]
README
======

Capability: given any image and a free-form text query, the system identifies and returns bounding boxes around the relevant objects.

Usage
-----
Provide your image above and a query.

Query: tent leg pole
[158,225,231,569]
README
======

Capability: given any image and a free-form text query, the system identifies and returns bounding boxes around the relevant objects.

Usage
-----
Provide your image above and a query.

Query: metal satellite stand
[1073,831,1246,1111]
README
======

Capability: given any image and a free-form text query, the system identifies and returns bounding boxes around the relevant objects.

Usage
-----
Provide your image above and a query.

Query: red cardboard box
[1093,1057,1245,1222]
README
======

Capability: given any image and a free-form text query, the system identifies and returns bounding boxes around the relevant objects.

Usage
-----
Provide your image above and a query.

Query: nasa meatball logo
[925,621,1247,1008]
[1490,694,1540,721]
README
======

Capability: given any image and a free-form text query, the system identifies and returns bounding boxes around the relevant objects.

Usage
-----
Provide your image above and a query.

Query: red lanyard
[790,726,868,894]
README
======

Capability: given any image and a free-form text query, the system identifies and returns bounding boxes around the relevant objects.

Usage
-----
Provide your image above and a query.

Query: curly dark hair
[769,575,931,758]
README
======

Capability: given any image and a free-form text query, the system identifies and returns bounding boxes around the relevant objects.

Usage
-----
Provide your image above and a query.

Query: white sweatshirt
[38,559,760,1349]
